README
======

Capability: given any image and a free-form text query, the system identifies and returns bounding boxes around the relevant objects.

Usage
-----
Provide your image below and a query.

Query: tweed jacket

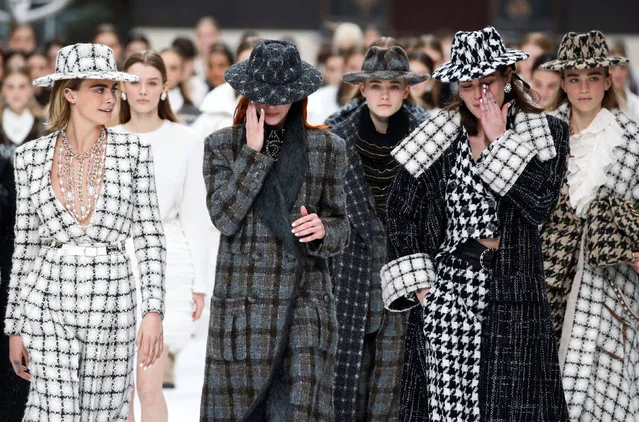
[4,130,165,420]
[543,104,639,421]
[328,103,425,420]
[200,124,350,421]
[382,109,570,421]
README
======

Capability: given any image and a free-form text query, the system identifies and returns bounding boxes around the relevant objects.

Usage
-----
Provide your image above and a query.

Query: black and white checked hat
[224,39,322,105]
[432,26,528,83]
[342,46,430,85]
[32,43,138,87]
[538,30,629,71]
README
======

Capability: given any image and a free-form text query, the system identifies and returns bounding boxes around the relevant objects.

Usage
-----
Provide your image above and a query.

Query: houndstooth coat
[328,103,425,421]
[382,108,570,421]
[543,104,639,421]
[200,124,350,421]
[4,130,166,421]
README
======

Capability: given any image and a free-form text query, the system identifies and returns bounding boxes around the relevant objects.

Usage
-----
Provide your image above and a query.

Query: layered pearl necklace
[57,127,107,230]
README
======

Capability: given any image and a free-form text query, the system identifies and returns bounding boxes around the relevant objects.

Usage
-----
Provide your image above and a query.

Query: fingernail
[291,229,295,233]
[139,363,144,367]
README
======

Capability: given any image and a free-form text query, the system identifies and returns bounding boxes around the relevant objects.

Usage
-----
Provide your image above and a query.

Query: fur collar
[392,107,557,178]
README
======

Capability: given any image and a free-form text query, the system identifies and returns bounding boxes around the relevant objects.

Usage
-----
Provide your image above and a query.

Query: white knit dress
[113,121,217,352]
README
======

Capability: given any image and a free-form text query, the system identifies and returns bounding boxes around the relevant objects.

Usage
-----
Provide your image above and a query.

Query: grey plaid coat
[329,103,425,420]
[200,124,350,421]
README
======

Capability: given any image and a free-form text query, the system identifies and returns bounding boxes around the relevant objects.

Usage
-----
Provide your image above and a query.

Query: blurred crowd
[0,18,638,158]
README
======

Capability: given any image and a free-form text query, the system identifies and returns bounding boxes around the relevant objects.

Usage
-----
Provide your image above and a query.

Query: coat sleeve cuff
[381,253,435,312]
[475,130,536,196]
[3,318,21,336]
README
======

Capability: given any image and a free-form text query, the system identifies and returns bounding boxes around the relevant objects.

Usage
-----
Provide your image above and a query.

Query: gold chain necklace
[57,127,107,229]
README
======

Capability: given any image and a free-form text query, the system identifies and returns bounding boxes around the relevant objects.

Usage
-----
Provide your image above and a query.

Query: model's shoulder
[15,132,56,161]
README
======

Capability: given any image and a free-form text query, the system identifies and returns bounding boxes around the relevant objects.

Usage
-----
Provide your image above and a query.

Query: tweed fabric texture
[328,103,424,421]
[543,104,639,421]
[539,30,630,71]
[432,26,528,83]
[224,40,322,105]
[200,125,349,421]
[385,110,570,420]
[33,43,138,87]
[4,130,166,421]
[342,46,429,85]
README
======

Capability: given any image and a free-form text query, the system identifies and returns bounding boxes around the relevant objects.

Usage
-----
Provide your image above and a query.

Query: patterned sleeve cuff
[3,318,21,336]
[143,298,165,320]
[476,130,536,196]
[381,253,436,312]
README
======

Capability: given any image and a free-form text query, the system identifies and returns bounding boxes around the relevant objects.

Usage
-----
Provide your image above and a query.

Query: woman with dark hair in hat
[5,43,166,421]
[540,30,639,421]
[382,26,569,420]
[328,44,429,421]
[199,39,349,421]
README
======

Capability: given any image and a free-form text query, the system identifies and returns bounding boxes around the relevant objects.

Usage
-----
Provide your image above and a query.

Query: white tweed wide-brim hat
[33,43,139,87]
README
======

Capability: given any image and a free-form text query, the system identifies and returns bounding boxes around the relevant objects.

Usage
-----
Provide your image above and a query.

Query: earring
[121,91,127,101]
[504,82,512,94]
[160,92,167,101]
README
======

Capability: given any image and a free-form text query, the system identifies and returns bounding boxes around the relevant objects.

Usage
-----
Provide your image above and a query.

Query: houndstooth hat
[432,26,528,83]
[538,30,629,71]
[341,45,430,85]
[224,39,322,105]
[32,43,138,87]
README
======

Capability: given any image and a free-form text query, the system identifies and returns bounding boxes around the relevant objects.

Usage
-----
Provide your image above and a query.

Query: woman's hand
[136,312,163,370]
[192,293,205,321]
[246,101,265,152]
[292,206,325,242]
[415,288,429,306]
[9,335,30,382]
[480,85,510,143]
[627,252,639,274]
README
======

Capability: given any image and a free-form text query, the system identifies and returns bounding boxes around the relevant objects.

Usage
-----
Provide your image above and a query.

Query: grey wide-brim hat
[33,43,138,87]
[342,46,430,85]
[538,30,629,71]
[224,40,322,105]
[433,26,528,83]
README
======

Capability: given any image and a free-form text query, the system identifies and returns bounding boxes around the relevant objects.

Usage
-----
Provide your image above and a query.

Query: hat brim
[224,60,323,106]
[32,71,139,87]
[432,49,528,83]
[538,56,630,71]
[341,70,430,85]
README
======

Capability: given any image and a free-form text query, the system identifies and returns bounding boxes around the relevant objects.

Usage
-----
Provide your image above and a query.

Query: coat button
[487,223,498,232]
[251,251,262,261]
[323,294,330,303]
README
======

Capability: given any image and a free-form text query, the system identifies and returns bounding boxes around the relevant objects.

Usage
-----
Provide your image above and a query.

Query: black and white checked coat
[544,103,639,421]
[200,125,349,421]
[382,108,570,421]
[328,103,425,420]
[4,130,166,421]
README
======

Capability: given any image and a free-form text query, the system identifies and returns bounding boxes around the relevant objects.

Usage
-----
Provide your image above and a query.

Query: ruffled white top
[112,120,217,295]
[567,108,625,218]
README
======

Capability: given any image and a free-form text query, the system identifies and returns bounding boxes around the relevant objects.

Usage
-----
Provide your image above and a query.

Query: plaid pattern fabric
[200,126,349,421]
[386,112,570,420]
[381,253,435,312]
[5,130,166,421]
[548,104,639,420]
[329,104,424,420]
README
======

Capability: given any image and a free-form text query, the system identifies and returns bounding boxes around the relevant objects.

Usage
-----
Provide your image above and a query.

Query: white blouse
[567,108,625,218]
[3,108,35,145]
[112,120,216,295]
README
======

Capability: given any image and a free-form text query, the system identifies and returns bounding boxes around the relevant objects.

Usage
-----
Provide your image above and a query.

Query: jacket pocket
[208,296,247,361]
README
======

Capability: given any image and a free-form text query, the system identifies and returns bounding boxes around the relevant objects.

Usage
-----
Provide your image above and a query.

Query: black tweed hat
[224,39,323,105]
[341,46,430,85]
[538,30,629,71]
[432,26,528,83]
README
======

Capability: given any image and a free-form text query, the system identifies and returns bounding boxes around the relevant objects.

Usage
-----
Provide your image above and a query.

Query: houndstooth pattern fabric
[393,108,556,194]
[539,30,630,71]
[329,104,425,420]
[4,130,166,421]
[423,255,488,421]
[33,43,138,87]
[439,135,499,256]
[432,26,529,83]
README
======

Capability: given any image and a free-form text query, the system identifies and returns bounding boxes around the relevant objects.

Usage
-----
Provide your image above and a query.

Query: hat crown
[556,30,611,62]
[360,46,410,74]
[449,26,508,66]
[54,43,119,75]
[246,40,302,85]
